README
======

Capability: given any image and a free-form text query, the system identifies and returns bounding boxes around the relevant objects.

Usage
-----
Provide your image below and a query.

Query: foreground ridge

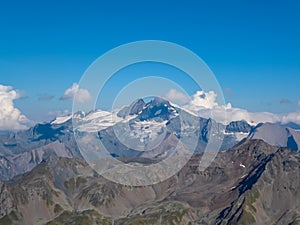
[0,139,300,224]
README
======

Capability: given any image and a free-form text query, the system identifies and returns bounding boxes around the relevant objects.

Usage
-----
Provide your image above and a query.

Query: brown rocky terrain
[0,139,300,224]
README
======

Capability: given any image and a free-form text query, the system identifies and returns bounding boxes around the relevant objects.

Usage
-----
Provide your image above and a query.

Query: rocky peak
[225,120,252,133]
[138,97,178,121]
[117,98,146,118]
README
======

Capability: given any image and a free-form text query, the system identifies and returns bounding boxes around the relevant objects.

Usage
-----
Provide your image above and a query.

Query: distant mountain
[1,139,300,224]
[0,97,253,180]
[94,99,250,160]
[0,108,123,180]
[3,97,300,182]
[225,120,252,133]
[280,122,300,130]
[1,98,300,224]
[249,122,300,151]
[0,120,80,181]
[117,97,178,121]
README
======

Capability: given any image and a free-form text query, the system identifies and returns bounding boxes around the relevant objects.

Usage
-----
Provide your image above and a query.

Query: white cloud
[187,90,219,110]
[61,83,91,103]
[0,84,30,130]
[164,89,189,105]
[180,90,300,125]
[281,112,300,125]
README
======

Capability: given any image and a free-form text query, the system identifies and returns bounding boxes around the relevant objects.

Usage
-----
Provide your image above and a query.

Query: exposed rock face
[0,181,14,218]
[0,120,80,181]
[117,99,146,118]
[0,139,300,225]
[225,120,252,133]
[138,97,178,121]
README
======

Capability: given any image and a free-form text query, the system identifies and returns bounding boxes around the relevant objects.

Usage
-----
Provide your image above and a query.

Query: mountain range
[0,98,300,224]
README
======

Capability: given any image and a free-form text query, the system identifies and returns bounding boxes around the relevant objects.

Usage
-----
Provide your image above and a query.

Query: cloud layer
[0,84,30,130]
[61,83,91,103]
[167,89,300,125]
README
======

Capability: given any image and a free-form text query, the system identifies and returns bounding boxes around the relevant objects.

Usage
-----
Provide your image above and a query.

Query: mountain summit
[138,97,178,121]
[117,98,146,118]
[118,97,178,121]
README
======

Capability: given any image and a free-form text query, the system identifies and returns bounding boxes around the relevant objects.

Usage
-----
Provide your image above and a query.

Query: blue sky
[0,0,300,123]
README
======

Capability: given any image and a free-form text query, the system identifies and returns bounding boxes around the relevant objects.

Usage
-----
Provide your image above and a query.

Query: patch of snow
[248,121,258,126]
[239,163,246,168]
[240,174,246,179]
[75,110,122,132]
[128,120,167,141]
[230,186,236,191]
[84,110,111,120]
[224,132,249,141]
[235,132,249,141]
[51,115,72,125]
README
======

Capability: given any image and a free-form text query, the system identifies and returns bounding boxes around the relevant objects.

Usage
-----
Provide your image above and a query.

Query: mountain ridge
[1,139,300,224]
[0,98,299,182]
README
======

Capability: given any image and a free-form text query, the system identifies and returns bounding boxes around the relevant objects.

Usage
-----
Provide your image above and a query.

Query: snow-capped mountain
[1,97,300,181]
[0,98,247,180]
[74,97,250,160]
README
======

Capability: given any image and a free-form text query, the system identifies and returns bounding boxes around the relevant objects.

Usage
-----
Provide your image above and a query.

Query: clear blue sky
[0,0,299,122]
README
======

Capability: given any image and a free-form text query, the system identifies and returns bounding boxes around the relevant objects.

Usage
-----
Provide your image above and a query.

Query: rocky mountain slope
[0,98,299,184]
[1,139,300,225]
[0,120,80,181]
[248,122,300,152]
[0,98,252,181]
